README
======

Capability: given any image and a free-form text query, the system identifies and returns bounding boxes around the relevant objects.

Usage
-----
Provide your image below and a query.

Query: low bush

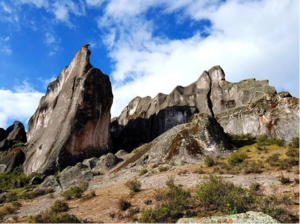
[279,174,290,184]
[257,135,285,146]
[139,168,148,176]
[204,156,216,167]
[286,148,299,157]
[290,137,299,148]
[118,197,131,211]
[28,211,81,223]
[279,158,299,170]
[0,166,30,191]
[228,151,248,165]
[21,189,47,200]
[61,181,89,200]
[158,166,169,172]
[125,179,141,194]
[50,200,69,213]
[195,175,254,214]
[266,153,280,166]
[0,203,19,222]
[243,161,263,174]
[140,179,191,223]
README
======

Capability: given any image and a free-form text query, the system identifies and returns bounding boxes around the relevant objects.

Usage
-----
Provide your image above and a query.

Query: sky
[0,0,298,130]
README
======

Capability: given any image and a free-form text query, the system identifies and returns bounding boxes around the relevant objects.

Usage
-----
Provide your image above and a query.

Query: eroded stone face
[24,45,113,175]
[111,65,277,151]
[217,93,299,142]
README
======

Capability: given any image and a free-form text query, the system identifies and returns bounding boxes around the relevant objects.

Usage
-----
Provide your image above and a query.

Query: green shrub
[0,203,19,222]
[204,156,216,167]
[140,181,191,223]
[195,175,254,214]
[28,211,81,223]
[158,166,169,172]
[61,181,89,200]
[90,191,96,197]
[279,158,299,170]
[243,162,263,174]
[118,197,131,211]
[61,186,84,200]
[21,189,46,200]
[11,142,25,148]
[290,137,299,148]
[228,151,248,165]
[50,200,69,213]
[256,134,270,146]
[286,148,299,157]
[279,174,290,184]
[0,166,30,191]
[266,153,280,166]
[139,168,148,176]
[125,179,141,193]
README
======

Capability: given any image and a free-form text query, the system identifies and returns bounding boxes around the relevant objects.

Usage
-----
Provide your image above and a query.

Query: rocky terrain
[0,45,299,223]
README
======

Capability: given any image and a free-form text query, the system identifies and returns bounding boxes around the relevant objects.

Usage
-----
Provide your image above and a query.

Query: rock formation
[23,44,113,175]
[116,113,232,170]
[0,121,27,151]
[217,92,299,142]
[111,66,276,150]
[0,121,27,172]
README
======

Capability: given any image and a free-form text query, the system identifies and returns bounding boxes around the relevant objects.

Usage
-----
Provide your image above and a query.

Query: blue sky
[0,0,298,129]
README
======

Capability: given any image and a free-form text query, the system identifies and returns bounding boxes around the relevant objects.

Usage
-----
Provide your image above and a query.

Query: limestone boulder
[94,153,122,172]
[111,66,276,151]
[217,92,299,142]
[23,44,113,175]
[117,113,232,170]
[59,163,94,190]
[177,211,279,223]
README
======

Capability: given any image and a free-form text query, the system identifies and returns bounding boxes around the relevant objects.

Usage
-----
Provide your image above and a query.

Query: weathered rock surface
[177,211,279,223]
[83,157,99,170]
[0,121,27,151]
[111,66,276,150]
[24,44,113,175]
[217,92,299,142]
[117,113,231,170]
[36,175,62,193]
[0,147,25,172]
[59,163,94,190]
[94,152,122,172]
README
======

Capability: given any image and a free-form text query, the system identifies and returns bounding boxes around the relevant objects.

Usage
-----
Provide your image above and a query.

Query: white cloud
[0,36,12,55]
[86,0,104,7]
[51,0,86,24]
[19,0,49,8]
[0,88,43,129]
[0,2,12,13]
[44,32,55,45]
[96,0,299,118]
[43,31,62,55]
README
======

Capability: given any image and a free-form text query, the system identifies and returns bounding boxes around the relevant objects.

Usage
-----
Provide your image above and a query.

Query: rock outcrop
[0,121,27,151]
[0,147,25,172]
[111,66,276,150]
[217,92,299,142]
[24,44,113,175]
[177,211,279,223]
[116,113,232,170]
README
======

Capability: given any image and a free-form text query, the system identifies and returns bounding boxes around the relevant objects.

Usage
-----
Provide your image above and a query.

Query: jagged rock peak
[0,121,27,151]
[111,65,276,151]
[24,45,113,175]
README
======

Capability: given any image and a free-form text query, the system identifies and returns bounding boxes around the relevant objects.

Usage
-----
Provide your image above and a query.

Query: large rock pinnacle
[24,45,113,175]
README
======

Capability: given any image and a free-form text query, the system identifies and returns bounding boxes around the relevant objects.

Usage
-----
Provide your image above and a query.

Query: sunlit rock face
[217,92,299,143]
[111,65,276,151]
[24,45,113,175]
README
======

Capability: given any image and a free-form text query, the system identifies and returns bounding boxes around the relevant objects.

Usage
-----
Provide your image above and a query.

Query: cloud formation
[95,0,299,118]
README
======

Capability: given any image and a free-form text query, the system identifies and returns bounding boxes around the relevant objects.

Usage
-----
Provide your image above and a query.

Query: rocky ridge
[111,66,277,150]
[23,45,113,175]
